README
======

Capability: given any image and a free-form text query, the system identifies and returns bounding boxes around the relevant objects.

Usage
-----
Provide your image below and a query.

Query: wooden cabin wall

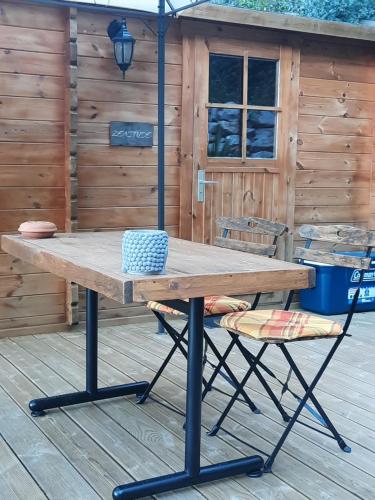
[75,10,182,324]
[0,1,67,337]
[296,37,375,240]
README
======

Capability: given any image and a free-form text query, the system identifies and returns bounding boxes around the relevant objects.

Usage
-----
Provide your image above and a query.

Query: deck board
[0,313,374,499]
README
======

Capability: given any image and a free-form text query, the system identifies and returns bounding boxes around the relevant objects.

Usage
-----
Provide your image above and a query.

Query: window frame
[208,51,280,161]
[203,39,285,170]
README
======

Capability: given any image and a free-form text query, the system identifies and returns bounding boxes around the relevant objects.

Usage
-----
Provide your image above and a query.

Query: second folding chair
[137,216,288,412]
[207,223,373,472]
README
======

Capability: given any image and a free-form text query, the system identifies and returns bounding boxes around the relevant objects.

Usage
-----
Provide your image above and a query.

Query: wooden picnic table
[1,231,315,499]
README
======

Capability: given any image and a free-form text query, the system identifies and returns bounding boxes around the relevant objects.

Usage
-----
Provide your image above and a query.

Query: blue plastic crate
[300,252,375,315]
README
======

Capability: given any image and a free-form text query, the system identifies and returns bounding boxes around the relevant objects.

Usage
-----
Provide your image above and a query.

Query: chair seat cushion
[220,309,343,342]
[147,296,251,317]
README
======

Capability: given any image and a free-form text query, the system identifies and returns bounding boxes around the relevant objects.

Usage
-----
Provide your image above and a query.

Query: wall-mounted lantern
[107,18,135,80]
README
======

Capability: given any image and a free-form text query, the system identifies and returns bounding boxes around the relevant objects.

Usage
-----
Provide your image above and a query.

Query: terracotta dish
[18,221,57,239]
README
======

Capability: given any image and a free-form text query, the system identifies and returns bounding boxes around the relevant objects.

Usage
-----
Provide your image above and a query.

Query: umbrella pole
[157,0,166,334]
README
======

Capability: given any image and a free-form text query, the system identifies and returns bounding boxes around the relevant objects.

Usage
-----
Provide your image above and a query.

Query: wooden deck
[0,312,375,499]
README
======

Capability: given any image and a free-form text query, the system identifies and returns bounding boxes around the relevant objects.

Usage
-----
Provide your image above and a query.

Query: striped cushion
[220,309,343,342]
[147,296,251,317]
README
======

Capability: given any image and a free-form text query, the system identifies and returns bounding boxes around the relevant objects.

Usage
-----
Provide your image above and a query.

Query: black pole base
[29,381,149,414]
[31,409,46,418]
[338,439,352,453]
[112,455,264,499]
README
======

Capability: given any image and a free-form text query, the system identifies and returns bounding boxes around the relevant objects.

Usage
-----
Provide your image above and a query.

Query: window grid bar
[242,52,249,162]
[207,103,281,112]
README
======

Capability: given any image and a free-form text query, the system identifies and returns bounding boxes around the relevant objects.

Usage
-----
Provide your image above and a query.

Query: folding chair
[137,216,288,411]
[207,223,374,472]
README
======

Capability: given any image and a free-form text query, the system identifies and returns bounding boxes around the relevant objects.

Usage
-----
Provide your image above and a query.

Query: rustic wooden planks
[1,314,375,498]
[1,232,314,304]
[0,1,67,335]
[297,38,375,237]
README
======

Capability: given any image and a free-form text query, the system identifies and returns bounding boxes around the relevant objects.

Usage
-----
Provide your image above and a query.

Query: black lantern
[107,18,135,79]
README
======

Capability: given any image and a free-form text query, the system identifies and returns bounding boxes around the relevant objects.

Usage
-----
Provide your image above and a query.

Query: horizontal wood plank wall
[296,37,375,241]
[0,0,66,337]
[76,10,182,324]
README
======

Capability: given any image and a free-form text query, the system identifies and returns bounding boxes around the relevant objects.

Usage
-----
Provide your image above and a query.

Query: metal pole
[185,297,204,477]
[86,288,98,394]
[157,0,166,334]
[158,0,166,231]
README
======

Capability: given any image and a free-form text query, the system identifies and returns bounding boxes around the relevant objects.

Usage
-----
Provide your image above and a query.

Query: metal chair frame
[207,224,374,472]
[137,217,288,412]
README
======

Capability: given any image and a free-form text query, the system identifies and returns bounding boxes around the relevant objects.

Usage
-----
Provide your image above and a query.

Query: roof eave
[179,4,375,42]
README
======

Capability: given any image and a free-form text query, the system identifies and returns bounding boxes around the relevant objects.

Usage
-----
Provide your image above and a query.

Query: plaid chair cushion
[147,296,251,317]
[220,309,343,342]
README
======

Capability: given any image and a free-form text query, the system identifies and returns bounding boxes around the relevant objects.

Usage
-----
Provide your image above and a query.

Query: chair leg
[208,344,269,436]
[264,336,345,472]
[201,336,237,401]
[279,344,351,452]
[137,321,189,404]
[232,337,290,422]
[203,334,261,414]
[139,312,211,404]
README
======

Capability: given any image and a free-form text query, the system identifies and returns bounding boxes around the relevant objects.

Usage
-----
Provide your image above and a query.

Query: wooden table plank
[1,232,314,304]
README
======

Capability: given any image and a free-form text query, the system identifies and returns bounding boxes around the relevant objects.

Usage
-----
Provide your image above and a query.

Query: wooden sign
[110,122,154,147]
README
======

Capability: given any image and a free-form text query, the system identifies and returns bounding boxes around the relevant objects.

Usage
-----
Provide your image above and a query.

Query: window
[208,53,279,160]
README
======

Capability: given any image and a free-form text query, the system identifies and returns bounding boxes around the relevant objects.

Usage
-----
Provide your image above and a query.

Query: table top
[1,232,315,304]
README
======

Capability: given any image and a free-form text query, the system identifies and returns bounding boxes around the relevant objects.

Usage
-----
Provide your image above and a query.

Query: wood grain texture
[296,152,372,171]
[295,247,371,270]
[214,236,276,256]
[295,188,368,207]
[0,166,64,187]
[0,209,65,232]
[0,274,65,298]
[78,101,181,125]
[216,216,287,236]
[0,97,64,121]
[299,96,374,119]
[0,143,64,165]
[78,35,182,64]
[78,186,179,208]
[0,73,63,99]
[0,293,65,319]
[78,207,179,229]
[0,1,65,31]
[78,165,179,187]
[78,57,182,85]
[0,120,63,143]
[0,188,65,210]
[78,79,181,106]
[77,145,179,166]
[295,205,368,224]
[1,232,314,304]
[0,24,64,54]
[300,77,375,101]
[297,134,373,154]
[298,223,375,246]
[0,48,64,77]
[298,115,373,137]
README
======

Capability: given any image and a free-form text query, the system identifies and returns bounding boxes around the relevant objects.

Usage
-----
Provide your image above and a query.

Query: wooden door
[180,30,300,261]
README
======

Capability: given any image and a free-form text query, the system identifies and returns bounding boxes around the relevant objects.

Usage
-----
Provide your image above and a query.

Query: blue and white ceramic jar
[122,229,168,275]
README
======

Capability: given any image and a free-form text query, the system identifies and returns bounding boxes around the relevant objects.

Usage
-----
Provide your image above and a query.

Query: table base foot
[112,455,264,499]
[29,381,149,414]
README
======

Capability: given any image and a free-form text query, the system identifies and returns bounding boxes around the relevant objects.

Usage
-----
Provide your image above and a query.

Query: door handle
[197,170,218,202]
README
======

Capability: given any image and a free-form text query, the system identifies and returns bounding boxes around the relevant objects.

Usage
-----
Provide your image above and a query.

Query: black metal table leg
[112,297,264,499]
[29,288,149,416]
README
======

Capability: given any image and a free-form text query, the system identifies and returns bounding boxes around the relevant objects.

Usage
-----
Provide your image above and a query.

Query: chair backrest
[215,216,288,257]
[294,224,374,332]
